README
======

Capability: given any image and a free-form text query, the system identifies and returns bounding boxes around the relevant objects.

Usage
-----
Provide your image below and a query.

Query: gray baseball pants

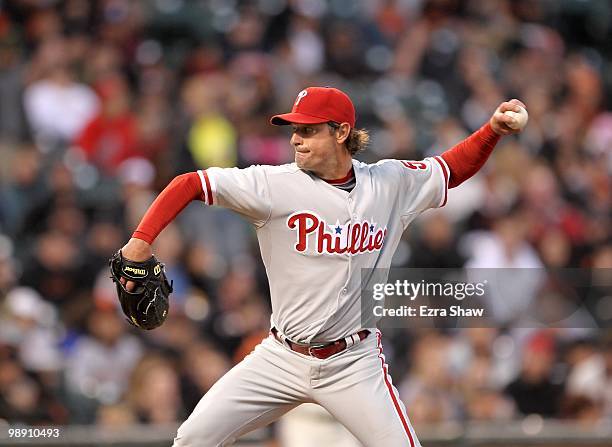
[173,329,421,447]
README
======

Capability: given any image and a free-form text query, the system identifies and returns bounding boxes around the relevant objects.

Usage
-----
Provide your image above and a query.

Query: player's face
[290,123,341,175]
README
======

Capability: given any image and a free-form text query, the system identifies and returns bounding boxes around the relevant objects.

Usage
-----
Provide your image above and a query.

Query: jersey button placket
[345,197,354,302]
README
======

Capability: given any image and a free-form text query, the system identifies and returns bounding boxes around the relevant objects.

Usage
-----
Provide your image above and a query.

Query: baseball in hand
[504,106,528,130]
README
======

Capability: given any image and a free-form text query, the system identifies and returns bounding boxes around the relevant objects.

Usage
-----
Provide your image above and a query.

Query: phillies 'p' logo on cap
[294,89,308,106]
[270,86,356,127]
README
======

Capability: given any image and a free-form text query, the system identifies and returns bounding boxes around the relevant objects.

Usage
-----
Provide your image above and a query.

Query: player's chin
[295,152,310,167]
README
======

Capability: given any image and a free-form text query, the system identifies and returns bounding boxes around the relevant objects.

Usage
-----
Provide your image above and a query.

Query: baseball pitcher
[110,86,526,446]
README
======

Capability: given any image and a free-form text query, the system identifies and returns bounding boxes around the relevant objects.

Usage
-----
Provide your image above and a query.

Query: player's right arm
[440,99,526,188]
[390,99,527,217]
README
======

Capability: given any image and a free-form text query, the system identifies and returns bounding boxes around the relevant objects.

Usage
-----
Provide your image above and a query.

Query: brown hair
[346,128,370,155]
[328,123,370,155]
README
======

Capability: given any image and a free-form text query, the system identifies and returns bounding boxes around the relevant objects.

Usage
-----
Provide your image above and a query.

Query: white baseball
[504,105,528,130]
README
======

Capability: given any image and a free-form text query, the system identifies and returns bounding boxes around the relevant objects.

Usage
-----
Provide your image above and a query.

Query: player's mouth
[295,150,310,162]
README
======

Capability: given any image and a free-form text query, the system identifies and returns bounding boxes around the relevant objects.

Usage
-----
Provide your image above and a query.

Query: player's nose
[290,131,302,147]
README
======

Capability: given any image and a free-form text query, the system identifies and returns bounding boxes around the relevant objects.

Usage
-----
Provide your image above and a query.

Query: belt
[271,327,370,359]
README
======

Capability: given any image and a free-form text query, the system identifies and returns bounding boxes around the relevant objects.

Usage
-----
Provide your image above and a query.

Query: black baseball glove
[109,250,173,330]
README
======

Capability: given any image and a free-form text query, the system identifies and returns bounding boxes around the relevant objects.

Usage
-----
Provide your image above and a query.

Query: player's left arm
[441,99,527,188]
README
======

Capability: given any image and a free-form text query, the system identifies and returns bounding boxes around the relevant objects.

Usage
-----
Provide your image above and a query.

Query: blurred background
[0,0,611,445]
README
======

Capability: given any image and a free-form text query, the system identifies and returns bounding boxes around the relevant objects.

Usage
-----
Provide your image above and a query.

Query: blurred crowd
[0,0,611,440]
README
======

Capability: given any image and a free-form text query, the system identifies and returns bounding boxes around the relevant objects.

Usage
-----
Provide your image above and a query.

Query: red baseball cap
[270,86,356,127]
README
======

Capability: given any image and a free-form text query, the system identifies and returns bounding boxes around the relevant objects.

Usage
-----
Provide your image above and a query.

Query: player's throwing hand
[490,99,528,135]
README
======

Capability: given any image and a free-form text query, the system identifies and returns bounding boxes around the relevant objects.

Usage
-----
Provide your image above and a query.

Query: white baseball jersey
[197,156,449,343]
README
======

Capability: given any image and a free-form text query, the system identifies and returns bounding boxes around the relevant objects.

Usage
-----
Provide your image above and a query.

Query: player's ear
[336,123,351,144]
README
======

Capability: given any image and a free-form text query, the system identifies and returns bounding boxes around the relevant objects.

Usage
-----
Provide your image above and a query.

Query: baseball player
[117,87,526,446]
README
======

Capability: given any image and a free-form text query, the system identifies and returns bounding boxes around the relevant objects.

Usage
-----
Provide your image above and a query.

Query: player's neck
[312,155,353,181]
[323,167,354,184]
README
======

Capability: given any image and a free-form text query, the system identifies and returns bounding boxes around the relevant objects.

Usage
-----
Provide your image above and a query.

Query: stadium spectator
[505,331,563,417]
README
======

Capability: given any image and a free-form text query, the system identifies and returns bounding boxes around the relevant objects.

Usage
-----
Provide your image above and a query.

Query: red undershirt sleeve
[132,172,204,244]
[440,122,501,188]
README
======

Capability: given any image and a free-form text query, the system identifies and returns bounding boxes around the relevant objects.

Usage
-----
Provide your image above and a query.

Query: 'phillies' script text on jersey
[200,157,449,341]
[287,211,388,255]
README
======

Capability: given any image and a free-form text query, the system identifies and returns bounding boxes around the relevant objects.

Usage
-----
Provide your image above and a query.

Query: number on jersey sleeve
[394,156,449,214]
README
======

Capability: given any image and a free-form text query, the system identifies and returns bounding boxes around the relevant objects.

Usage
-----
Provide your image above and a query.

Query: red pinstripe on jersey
[433,156,449,207]
[376,331,416,447]
[204,171,213,205]
[198,170,214,205]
